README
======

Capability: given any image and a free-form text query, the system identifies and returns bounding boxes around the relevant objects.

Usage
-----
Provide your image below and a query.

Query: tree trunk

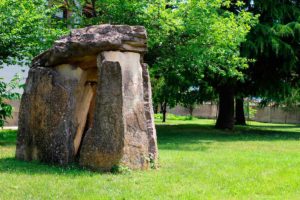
[235,97,246,125]
[215,85,235,130]
[91,0,97,17]
[188,105,194,119]
[161,102,167,123]
[154,104,158,114]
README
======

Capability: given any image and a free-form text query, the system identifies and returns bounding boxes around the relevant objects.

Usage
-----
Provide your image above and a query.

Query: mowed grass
[1,119,300,199]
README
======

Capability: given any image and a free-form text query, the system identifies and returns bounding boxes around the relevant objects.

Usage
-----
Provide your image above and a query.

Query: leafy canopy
[0,0,67,65]
[0,0,67,127]
[241,0,300,106]
[150,0,257,112]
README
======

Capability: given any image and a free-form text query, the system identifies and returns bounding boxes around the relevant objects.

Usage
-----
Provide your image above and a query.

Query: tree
[219,1,300,127]
[239,0,300,119]
[235,97,246,125]
[0,0,66,127]
[175,0,256,129]
[147,0,256,125]
[0,74,21,127]
[0,0,67,65]
[180,85,215,118]
[151,76,179,123]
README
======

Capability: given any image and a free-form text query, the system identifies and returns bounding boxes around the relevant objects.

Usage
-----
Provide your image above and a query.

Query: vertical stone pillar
[79,51,150,171]
[142,64,158,166]
[16,65,81,164]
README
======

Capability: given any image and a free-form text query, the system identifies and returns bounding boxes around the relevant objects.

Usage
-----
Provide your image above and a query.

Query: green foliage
[148,153,157,169]
[178,0,257,86]
[1,0,256,124]
[281,88,300,111]
[88,0,145,25]
[110,165,132,174]
[244,104,257,119]
[0,102,12,128]
[150,0,257,117]
[154,113,194,121]
[0,0,67,65]
[241,0,300,105]
[180,85,215,114]
[0,0,67,127]
[3,0,298,126]
[0,74,22,128]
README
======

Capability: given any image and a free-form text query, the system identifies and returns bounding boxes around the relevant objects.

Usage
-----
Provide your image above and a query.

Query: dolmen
[16,24,158,171]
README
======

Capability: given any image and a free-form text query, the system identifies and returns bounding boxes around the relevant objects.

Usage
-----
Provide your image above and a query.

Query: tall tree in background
[236,0,300,124]
[0,0,261,128]
[253,0,300,101]
[178,0,256,129]
[147,0,256,124]
[222,0,300,126]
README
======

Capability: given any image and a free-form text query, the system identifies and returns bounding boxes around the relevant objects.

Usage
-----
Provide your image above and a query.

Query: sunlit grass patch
[1,119,300,199]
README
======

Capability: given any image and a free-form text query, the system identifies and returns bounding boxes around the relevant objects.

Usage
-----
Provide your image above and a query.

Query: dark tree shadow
[157,123,300,151]
[0,157,102,176]
[0,130,104,175]
[0,122,300,175]
[246,124,300,129]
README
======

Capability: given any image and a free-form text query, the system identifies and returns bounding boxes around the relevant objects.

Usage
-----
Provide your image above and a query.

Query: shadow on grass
[0,122,300,174]
[157,123,300,151]
[0,131,101,175]
[247,121,300,129]
[0,157,103,176]
[245,122,300,129]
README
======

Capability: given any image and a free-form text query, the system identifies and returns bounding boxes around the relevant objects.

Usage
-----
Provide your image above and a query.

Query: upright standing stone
[142,64,158,166]
[16,25,158,171]
[79,51,150,170]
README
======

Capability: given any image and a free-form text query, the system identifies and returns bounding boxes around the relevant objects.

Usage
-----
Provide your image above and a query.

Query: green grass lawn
[1,119,300,199]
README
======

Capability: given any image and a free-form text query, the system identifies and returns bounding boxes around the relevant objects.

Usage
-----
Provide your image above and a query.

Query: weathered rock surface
[32,24,147,68]
[16,25,158,170]
[79,52,149,170]
[142,64,158,166]
[16,66,79,164]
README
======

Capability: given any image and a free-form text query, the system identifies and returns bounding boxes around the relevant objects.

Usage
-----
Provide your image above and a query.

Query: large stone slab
[33,24,147,68]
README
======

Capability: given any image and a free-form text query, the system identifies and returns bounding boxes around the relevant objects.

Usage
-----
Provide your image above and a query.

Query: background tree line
[0,0,299,129]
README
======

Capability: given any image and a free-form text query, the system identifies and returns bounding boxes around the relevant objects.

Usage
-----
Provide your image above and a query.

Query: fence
[168,103,300,124]
[3,100,300,126]
[3,100,20,127]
